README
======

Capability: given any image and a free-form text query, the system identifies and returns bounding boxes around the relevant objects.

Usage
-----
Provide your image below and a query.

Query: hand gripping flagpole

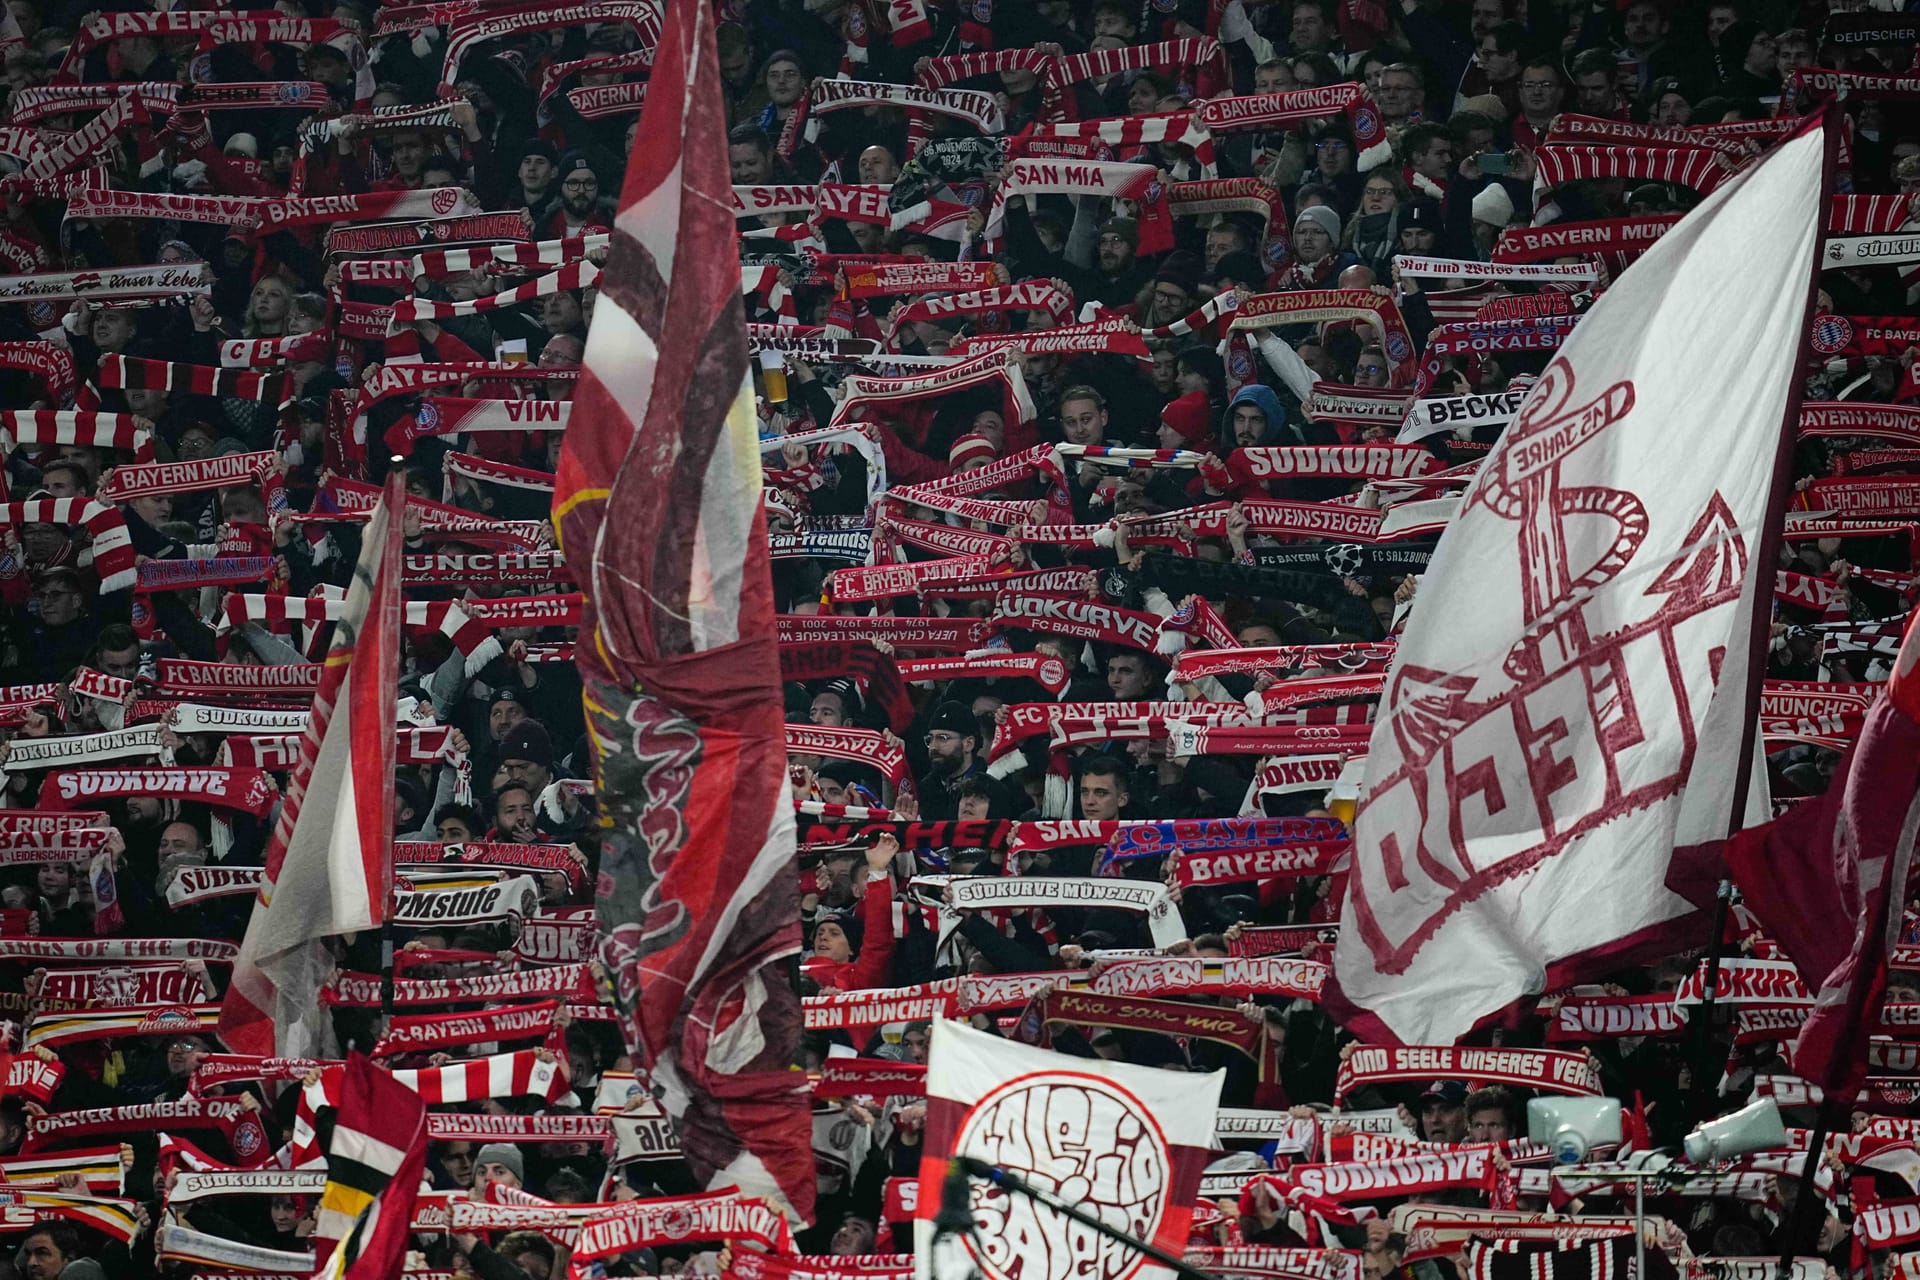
[947,1155,1223,1280]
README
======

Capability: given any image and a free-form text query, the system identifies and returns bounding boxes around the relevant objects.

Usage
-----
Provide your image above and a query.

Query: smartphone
[1479,151,1510,176]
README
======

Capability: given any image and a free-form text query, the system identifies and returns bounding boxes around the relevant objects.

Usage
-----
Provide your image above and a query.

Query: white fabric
[1331,124,1827,1043]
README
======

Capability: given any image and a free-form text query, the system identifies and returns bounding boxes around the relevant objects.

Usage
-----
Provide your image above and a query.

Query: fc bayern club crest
[1352,107,1380,142]
[1809,313,1854,355]
[417,401,440,430]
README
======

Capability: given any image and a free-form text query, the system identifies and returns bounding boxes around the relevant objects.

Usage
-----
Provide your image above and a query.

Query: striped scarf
[0,499,135,591]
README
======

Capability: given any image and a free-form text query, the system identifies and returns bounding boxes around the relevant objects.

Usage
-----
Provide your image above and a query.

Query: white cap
[1471,183,1514,228]
[223,132,259,159]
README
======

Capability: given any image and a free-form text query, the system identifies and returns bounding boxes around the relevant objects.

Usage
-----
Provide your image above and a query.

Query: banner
[913,1019,1223,1280]
[1327,119,1829,1044]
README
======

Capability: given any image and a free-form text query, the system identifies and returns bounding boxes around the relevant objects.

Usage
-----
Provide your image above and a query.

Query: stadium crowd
[0,0,1909,1277]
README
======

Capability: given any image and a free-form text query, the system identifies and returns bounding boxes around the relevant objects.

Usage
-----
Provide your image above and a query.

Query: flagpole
[1686,878,1732,1123]
[379,890,397,1020]
[1775,1102,1834,1280]
[950,1156,1222,1280]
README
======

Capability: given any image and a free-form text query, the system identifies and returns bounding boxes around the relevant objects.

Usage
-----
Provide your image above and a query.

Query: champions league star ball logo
[956,1073,1171,1280]
[1810,313,1855,355]
[1323,543,1365,576]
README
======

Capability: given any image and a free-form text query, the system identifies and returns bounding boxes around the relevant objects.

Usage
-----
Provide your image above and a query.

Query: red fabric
[1725,613,1920,1099]
[1159,389,1214,446]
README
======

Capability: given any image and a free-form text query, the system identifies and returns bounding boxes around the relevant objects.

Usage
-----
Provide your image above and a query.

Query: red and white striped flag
[912,1020,1223,1280]
[550,0,813,1224]
[218,475,403,1058]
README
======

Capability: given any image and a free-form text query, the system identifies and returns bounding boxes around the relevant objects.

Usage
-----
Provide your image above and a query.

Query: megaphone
[1683,1098,1787,1163]
[1527,1096,1622,1164]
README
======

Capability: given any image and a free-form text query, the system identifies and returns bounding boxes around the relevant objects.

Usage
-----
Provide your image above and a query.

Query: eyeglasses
[925,731,962,745]
[562,177,596,190]
[1355,363,1388,376]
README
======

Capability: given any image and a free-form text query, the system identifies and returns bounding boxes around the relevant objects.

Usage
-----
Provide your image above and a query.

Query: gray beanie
[1294,204,1342,242]
[474,1142,525,1184]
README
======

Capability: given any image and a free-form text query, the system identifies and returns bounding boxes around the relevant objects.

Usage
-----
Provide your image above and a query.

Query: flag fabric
[550,0,814,1224]
[311,1052,427,1280]
[1325,118,1831,1045]
[1726,612,1920,1098]
[218,474,403,1058]
[911,1019,1224,1280]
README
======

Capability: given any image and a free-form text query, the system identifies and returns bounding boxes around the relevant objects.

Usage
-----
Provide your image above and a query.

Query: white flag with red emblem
[912,1019,1222,1280]
[1325,118,1831,1045]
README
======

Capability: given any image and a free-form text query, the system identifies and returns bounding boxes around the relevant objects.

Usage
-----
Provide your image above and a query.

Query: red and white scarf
[999,158,1174,253]
[437,0,659,91]
[152,658,317,701]
[881,283,1074,351]
[98,452,282,507]
[326,210,532,257]
[22,1093,265,1161]
[253,186,483,236]
[219,331,333,368]
[292,1048,571,1161]
[408,234,606,281]
[1198,84,1387,161]
[372,1000,561,1057]
[0,263,210,305]
[1333,1045,1603,1101]
[39,766,278,815]
[0,343,75,407]
[1532,143,1734,198]
[1233,289,1418,382]
[387,259,600,331]
[0,499,134,591]
[0,409,153,457]
[1494,215,1681,263]
[324,963,595,1009]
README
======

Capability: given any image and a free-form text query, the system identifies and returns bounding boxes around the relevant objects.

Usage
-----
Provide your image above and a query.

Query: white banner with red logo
[914,1019,1223,1280]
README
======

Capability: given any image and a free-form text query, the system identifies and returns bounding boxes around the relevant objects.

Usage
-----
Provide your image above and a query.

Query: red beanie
[949,432,997,468]
[1158,390,1214,447]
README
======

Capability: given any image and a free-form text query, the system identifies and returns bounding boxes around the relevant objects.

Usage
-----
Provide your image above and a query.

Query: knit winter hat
[1159,390,1215,446]
[1294,205,1342,242]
